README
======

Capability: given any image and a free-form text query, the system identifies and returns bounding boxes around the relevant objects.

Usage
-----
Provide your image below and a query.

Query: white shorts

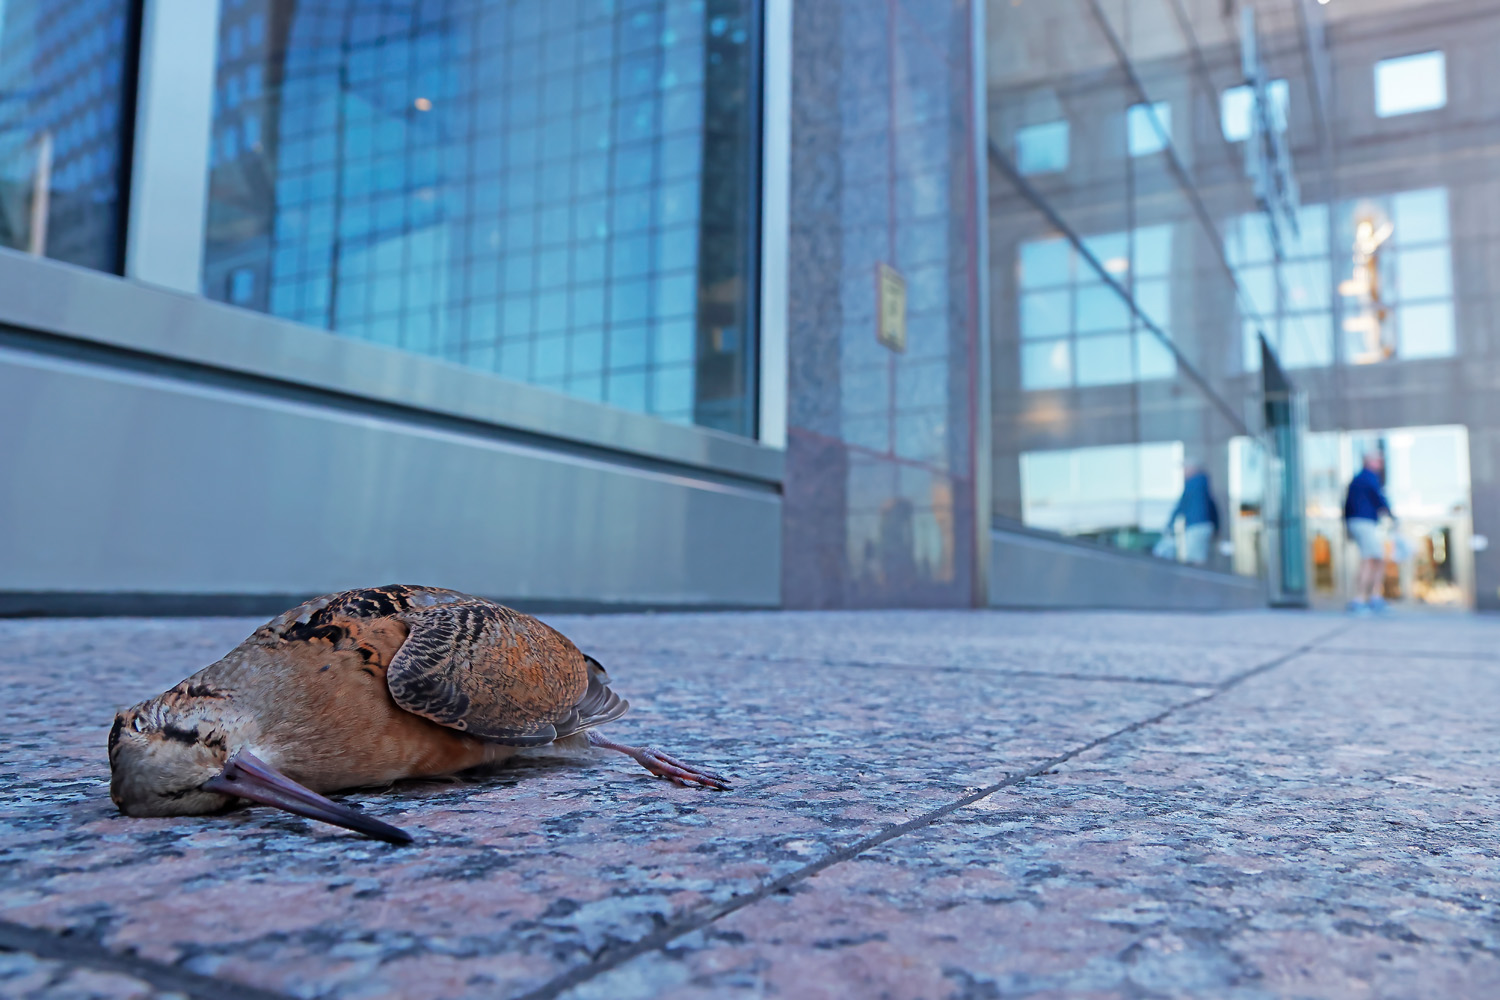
[1183,522,1213,565]
[1347,518,1383,560]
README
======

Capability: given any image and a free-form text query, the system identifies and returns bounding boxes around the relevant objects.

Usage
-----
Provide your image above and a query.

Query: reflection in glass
[1082,231,1127,267]
[1239,264,1276,316]
[1393,187,1449,242]
[1020,441,1184,551]
[1015,119,1069,176]
[1135,326,1175,381]
[1126,100,1170,157]
[1015,224,1175,388]
[1135,279,1169,329]
[202,0,760,436]
[1283,260,1330,311]
[1228,204,1333,370]
[1227,437,1267,579]
[1221,79,1289,143]
[1134,225,1171,277]
[1338,187,1453,364]
[1020,289,1069,339]
[1279,313,1335,369]
[1075,333,1131,387]
[0,0,134,271]
[1019,236,1070,288]
[1296,426,1473,607]
[1395,246,1451,300]
[1398,301,1455,358]
[1075,283,1128,334]
[1375,51,1446,118]
[1021,339,1070,389]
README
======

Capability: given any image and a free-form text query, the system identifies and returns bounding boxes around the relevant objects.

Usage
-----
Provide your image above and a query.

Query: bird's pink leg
[587,730,730,790]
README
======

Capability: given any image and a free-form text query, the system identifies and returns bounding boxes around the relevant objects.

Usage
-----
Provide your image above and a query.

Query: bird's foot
[587,731,731,790]
[631,746,732,790]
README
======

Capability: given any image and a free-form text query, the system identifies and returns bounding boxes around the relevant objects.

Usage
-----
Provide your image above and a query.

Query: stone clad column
[780,0,987,608]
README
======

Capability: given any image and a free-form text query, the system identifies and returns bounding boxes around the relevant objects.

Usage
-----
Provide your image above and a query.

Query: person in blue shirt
[1344,451,1395,613]
[1165,463,1220,565]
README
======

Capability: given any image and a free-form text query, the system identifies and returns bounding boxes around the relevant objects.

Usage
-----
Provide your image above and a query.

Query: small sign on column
[877,263,907,353]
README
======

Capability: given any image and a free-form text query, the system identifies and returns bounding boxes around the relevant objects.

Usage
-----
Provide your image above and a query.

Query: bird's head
[108,698,241,817]
[108,695,410,843]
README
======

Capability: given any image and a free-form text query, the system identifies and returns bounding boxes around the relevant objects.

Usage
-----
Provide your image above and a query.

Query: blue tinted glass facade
[1015,120,1068,176]
[0,0,135,272]
[1016,224,1176,390]
[203,0,760,436]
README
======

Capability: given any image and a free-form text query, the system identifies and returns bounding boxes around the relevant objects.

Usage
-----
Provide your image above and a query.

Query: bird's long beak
[203,750,413,845]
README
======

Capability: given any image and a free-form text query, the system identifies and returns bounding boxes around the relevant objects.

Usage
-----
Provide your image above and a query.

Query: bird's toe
[638,747,731,791]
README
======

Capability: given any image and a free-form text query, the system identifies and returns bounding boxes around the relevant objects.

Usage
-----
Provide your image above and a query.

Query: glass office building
[202,0,759,435]
[984,0,1495,611]
[987,0,1294,598]
[0,0,782,615]
[3,0,1499,613]
[0,0,136,272]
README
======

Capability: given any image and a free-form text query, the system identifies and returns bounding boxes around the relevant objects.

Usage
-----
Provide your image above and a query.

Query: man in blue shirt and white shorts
[1343,451,1396,613]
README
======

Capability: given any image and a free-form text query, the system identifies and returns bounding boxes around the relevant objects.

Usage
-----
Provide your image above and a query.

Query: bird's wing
[386,601,596,745]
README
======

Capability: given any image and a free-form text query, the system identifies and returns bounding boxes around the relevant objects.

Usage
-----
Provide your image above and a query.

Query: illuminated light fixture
[1103,256,1129,275]
[414,97,432,111]
[1317,0,1329,5]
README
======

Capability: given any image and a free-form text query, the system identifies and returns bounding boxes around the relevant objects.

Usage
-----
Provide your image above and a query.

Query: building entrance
[1303,426,1473,609]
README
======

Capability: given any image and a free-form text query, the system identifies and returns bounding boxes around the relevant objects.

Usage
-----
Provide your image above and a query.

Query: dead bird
[108,586,728,843]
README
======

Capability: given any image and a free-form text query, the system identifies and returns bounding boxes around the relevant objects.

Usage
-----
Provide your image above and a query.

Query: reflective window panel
[1375,51,1446,118]
[1126,100,1169,157]
[1227,203,1333,370]
[1015,119,1068,176]
[1221,78,1289,143]
[1020,441,1185,552]
[0,0,136,272]
[988,0,1270,580]
[1338,187,1454,363]
[203,0,760,436]
[1017,224,1176,389]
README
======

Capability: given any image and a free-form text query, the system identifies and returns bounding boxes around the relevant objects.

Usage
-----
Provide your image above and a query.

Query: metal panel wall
[988,527,1265,611]
[0,255,782,614]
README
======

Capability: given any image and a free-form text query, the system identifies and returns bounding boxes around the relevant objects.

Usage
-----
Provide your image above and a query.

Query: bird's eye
[131,717,145,733]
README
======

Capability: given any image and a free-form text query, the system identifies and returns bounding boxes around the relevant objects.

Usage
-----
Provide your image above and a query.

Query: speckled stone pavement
[2,609,1498,999]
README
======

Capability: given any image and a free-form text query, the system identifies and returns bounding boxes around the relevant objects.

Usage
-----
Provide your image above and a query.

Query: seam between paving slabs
[1306,645,1500,664]
[575,647,1226,689]
[0,624,1351,1000]
[0,919,288,1000]
[726,653,1216,689]
[514,622,1354,1000]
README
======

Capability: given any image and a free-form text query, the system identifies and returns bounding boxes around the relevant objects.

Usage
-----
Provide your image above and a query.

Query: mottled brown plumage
[108,586,728,843]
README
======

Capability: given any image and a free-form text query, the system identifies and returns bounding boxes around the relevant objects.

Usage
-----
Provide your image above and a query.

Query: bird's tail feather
[556,654,629,738]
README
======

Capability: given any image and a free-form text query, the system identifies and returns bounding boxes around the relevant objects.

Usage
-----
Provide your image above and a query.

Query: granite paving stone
[0,950,180,1000]
[572,644,1500,999]
[1314,615,1500,658]
[548,611,1338,686]
[2,609,1496,999]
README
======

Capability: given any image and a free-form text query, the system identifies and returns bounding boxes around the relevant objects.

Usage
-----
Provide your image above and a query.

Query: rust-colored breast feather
[262,585,594,746]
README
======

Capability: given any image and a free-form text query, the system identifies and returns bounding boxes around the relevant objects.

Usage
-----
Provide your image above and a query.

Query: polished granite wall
[781,0,983,608]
